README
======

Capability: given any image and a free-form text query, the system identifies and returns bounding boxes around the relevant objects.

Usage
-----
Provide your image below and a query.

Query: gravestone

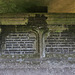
[3,32,37,55]
[0,14,75,60]
[0,25,39,59]
[43,25,75,58]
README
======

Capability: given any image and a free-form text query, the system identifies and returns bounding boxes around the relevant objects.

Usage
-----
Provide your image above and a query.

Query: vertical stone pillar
[35,29,44,58]
[39,30,43,58]
[38,29,47,58]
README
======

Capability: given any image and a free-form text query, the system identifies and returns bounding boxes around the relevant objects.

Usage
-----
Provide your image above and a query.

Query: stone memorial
[0,14,75,60]
[3,32,37,55]
[43,25,75,57]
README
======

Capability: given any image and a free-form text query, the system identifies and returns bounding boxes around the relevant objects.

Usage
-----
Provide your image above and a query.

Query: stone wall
[0,13,75,61]
[0,13,75,75]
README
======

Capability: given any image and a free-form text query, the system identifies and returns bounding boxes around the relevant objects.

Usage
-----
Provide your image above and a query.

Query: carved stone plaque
[3,32,37,54]
[43,31,75,55]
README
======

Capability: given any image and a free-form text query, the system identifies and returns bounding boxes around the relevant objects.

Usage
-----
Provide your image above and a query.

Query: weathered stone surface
[3,32,37,54]
[43,31,75,54]
[0,13,75,75]
[0,13,75,25]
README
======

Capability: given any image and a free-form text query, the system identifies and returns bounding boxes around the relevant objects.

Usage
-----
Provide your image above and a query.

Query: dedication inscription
[43,32,75,55]
[3,32,37,54]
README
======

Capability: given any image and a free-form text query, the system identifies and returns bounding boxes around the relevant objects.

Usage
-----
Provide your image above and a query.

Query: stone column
[39,30,43,58]
[35,29,44,58]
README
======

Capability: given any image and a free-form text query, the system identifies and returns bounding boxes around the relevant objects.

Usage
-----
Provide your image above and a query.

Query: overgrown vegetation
[0,0,47,13]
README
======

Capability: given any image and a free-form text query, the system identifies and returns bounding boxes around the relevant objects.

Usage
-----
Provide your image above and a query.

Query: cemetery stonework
[0,13,75,75]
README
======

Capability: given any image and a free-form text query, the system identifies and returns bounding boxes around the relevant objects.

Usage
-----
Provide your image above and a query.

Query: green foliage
[0,0,45,13]
[0,0,17,13]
